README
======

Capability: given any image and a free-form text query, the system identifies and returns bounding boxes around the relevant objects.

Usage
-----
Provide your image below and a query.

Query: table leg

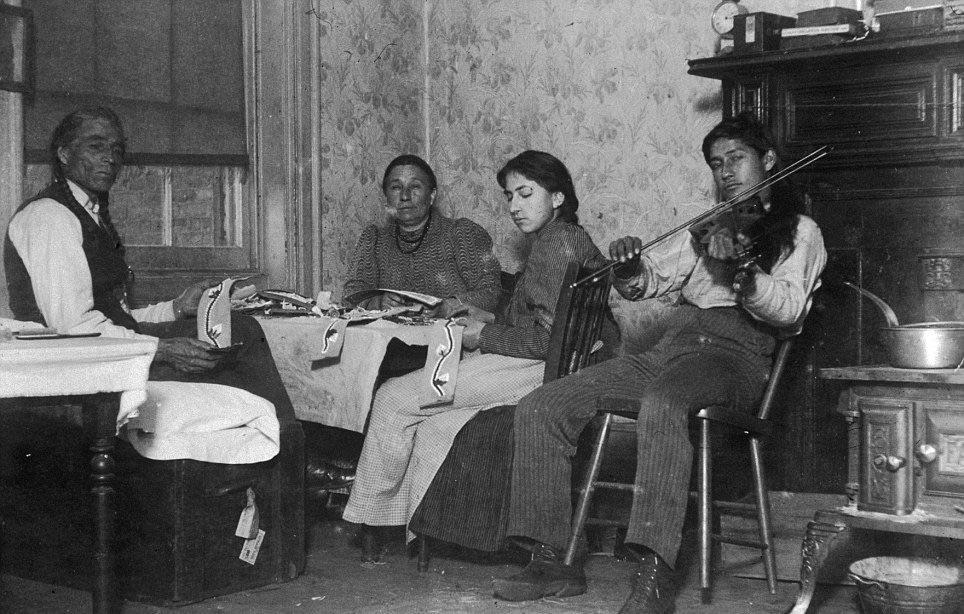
[787,519,847,614]
[79,392,120,614]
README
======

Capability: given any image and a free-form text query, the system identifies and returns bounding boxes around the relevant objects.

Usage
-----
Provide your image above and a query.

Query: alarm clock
[712,0,749,37]
[712,1,749,54]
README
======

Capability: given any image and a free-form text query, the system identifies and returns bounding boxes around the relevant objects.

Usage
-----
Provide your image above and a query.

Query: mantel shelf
[688,31,964,79]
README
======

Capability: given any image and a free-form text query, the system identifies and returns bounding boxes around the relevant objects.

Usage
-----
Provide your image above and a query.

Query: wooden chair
[564,338,795,603]
[413,260,613,570]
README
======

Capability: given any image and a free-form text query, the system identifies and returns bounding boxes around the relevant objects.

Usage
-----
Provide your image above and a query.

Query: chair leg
[564,413,613,566]
[417,534,429,572]
[698,418,713,604]
[750,437,777,594]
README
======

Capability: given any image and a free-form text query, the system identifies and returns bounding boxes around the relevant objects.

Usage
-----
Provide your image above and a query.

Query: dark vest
[4,180,139,331]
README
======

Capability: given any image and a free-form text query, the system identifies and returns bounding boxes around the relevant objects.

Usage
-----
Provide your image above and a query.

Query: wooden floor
[1,518,859,613]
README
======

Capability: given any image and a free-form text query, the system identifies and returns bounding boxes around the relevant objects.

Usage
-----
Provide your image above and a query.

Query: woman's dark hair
[701,112,804,272]
[381,154,437,194]
[49,107,126,183]
[496,150,580,225]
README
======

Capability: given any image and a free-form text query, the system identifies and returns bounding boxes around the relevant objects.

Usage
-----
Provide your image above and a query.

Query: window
[22,0,254,296]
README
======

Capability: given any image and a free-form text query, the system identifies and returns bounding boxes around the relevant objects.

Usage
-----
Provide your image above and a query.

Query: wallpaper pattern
[318,0,826,340]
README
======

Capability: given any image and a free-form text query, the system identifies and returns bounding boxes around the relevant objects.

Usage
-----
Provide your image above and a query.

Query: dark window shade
[23,0,246,166]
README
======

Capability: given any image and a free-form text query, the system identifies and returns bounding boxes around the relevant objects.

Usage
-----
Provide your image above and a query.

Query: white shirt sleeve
[7,199,158,338]
[741,215,827,332]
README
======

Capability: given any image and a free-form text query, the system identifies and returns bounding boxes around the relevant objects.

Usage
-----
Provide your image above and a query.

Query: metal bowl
[879,322,964,369]
[848,557,964,614]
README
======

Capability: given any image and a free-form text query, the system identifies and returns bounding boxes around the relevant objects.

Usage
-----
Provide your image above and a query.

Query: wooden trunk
[0,402,306,606]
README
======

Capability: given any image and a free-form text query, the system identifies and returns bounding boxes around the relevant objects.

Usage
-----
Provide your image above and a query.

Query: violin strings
[573,145,830,287]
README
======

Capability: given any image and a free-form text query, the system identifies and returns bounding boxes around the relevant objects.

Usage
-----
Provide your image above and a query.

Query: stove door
[918,400,964,499]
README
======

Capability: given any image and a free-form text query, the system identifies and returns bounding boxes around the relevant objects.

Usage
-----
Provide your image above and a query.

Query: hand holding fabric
[173,278,220,318]
[455,316,487,350]
[155,337,221,373]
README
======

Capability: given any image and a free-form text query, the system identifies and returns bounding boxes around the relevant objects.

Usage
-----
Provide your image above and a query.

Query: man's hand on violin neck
[608,236,643,278]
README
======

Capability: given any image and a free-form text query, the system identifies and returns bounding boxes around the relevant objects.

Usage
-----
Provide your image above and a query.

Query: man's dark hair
[381,154,438,194]
[702,112,805,272]
[496,150,580,225]
[48,107,126,183]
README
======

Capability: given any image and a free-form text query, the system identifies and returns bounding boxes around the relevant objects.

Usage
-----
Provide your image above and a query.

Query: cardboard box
[877,6,945,32]
[734,12,797,53]
[796,7,863,27]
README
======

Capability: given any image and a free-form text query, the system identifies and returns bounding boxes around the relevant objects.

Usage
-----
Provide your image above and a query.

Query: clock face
[711,1,747,36]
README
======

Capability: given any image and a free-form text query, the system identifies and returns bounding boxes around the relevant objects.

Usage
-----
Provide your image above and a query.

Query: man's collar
[65,179,99,213]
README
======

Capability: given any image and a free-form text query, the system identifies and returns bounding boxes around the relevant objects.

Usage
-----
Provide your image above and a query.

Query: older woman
[343,151,607,561]
[342,154,501,316]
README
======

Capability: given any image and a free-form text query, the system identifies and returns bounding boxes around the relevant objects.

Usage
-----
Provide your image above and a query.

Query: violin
[572,145,830,287]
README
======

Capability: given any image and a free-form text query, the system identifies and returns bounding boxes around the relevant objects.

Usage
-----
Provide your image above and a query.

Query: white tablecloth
[256,316,441,432]
[0,336,157,431]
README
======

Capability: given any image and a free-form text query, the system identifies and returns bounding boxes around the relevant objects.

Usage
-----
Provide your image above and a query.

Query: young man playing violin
[494,113,827,613]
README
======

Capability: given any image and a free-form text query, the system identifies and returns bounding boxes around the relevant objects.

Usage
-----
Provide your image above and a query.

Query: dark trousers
[506,306,774,567]
[140,313,296,424]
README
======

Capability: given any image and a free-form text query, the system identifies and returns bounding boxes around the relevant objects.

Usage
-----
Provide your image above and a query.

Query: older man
[4,106,293,410]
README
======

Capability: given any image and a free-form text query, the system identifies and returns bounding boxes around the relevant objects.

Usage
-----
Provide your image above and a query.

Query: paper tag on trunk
[239,529,265,565]
[235,487,260,539]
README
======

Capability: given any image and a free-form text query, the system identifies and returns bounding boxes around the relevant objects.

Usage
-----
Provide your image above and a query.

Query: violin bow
[572,145,830,287]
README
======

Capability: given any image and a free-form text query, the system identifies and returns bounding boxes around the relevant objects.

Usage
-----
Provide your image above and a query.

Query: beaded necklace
[394,213,432,254]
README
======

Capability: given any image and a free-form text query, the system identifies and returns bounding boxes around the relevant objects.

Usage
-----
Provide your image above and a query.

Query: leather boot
[618,548,679,614]
[360,524,389,564]
[306,458,356,491]
[492,541,586,601]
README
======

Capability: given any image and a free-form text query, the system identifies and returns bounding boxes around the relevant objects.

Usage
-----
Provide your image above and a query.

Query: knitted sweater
[342,210,501,311]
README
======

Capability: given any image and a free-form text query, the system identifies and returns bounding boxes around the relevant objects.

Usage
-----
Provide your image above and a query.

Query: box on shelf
[796,7,863,27]
[733,12,797,53]
[876,6,945,32]
[780,24,863,51]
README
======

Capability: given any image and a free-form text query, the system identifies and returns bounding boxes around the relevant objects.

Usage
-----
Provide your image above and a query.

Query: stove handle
[873,453,906,472]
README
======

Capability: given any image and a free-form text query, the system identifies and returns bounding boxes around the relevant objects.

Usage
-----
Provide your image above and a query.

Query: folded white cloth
[123,381,280,464]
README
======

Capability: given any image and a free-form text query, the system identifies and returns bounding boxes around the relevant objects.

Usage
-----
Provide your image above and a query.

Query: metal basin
[848,557,964,614]
[879,322,964,369]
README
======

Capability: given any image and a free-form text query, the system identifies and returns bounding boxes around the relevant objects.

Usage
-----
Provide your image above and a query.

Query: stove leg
[787,519,847,614]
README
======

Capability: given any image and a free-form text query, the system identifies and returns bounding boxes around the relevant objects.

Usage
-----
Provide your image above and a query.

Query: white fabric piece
[122,381,280,464]
[257,316,452,431]
[0,335,156,430]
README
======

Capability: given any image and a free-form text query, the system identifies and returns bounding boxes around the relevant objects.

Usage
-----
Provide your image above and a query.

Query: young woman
[342,151,606,560]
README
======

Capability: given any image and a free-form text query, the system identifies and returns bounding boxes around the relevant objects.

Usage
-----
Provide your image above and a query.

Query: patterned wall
[314,0,428,292]
[320,0,828,307]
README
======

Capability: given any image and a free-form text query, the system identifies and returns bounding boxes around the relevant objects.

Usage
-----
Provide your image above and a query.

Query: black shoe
[360,524,389,564]
[306,458,356,491]
[493,541,586,602]
[618,549,678,614]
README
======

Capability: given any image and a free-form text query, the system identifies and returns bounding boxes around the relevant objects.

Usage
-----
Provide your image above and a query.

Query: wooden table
[256,315,455,431]
[0,336,156,614]
[789,365,964,614]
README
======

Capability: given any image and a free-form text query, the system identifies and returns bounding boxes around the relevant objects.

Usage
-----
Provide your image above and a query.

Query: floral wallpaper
[314,0,427,292]
[318,0,830,340]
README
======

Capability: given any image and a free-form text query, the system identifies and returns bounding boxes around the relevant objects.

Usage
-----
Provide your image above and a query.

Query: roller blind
[23,0,246,166]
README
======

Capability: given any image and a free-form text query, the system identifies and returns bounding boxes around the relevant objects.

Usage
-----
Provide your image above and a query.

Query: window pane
[170,166,242,247]
[110,166,167,245]
[22,163,243,248]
